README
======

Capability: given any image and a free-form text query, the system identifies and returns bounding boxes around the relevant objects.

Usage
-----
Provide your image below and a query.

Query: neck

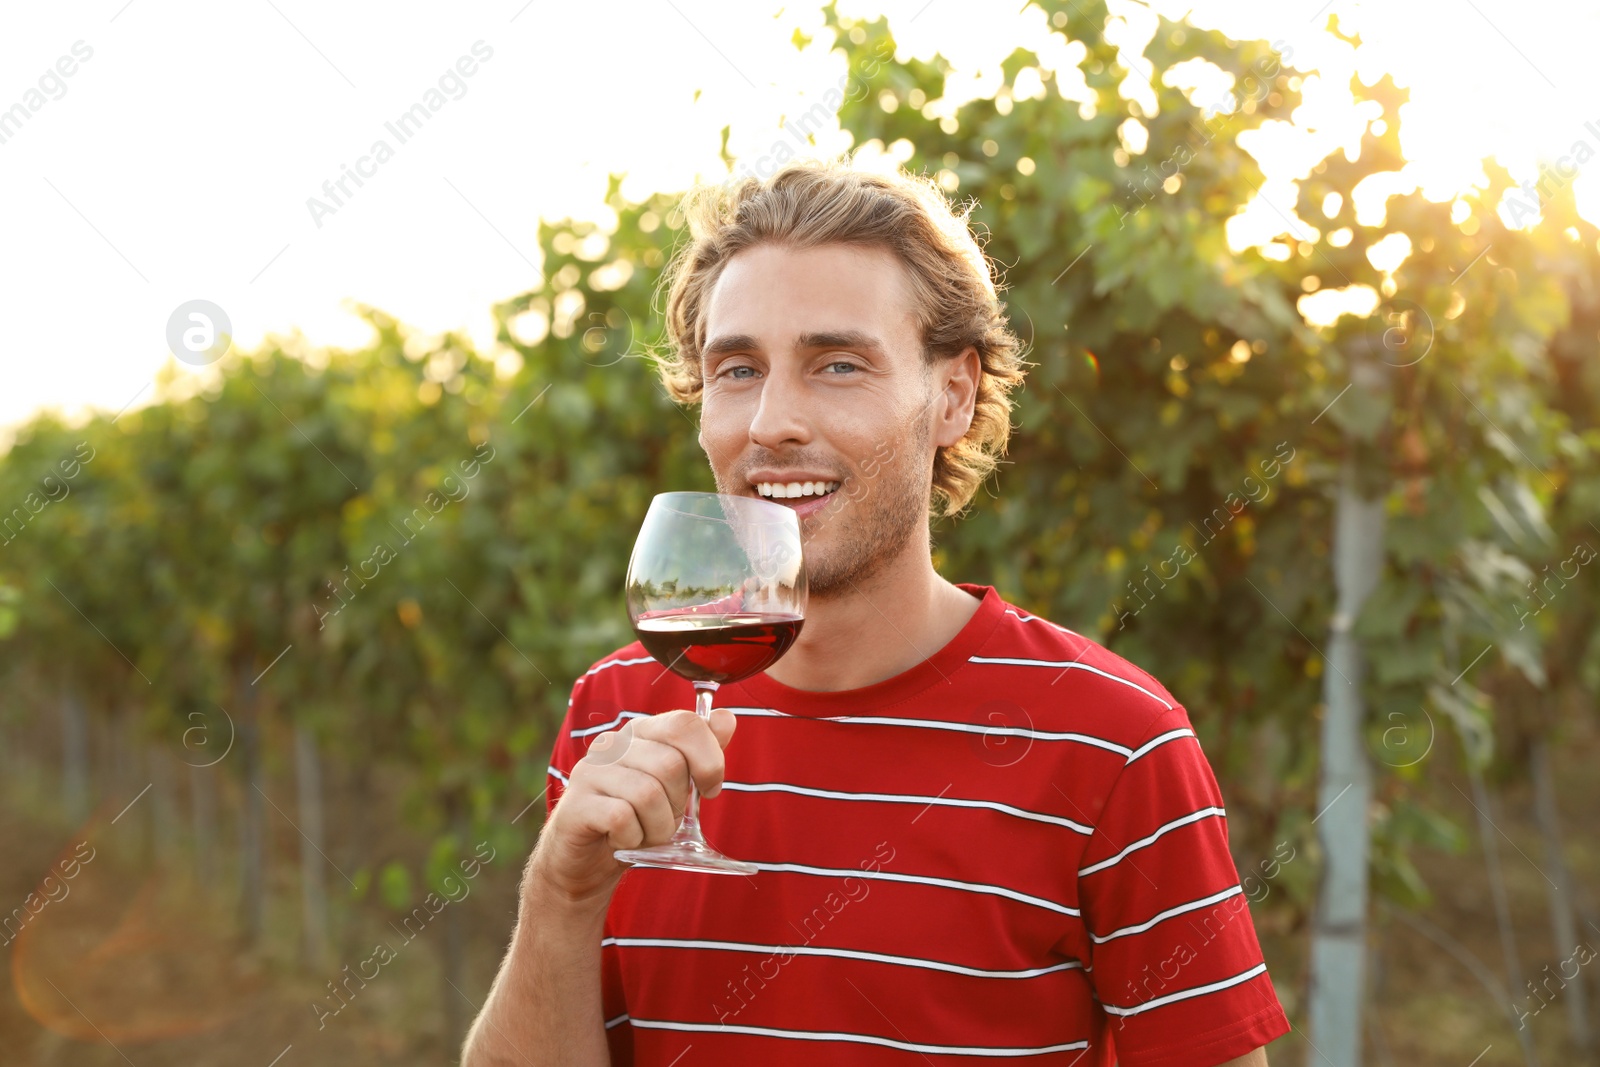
[761,534,982,693]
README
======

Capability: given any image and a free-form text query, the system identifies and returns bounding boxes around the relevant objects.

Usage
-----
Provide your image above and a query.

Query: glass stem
[673,681,719,845]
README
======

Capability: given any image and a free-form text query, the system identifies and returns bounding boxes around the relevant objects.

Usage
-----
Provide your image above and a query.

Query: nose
[747,364,811,450]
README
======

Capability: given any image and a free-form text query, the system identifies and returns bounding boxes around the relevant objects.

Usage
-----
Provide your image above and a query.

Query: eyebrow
[702,330,887,358]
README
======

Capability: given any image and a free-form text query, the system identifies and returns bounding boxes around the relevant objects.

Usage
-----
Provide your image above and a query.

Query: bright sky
[2,0,1596,443]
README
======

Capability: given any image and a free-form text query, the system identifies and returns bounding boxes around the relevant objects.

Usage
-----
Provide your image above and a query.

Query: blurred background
[3,0,1599,1063]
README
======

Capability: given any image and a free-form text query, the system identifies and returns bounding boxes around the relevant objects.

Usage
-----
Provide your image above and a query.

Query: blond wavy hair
[654,158,1028,520]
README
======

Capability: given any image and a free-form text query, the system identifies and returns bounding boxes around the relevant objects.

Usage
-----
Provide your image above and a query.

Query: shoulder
[971,594,1188,752]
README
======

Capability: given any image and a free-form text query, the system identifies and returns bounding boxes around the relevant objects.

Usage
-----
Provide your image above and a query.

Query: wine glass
[613,492,807,875]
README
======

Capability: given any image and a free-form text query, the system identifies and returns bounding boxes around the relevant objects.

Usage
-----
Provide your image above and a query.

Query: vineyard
[3,2,1599,1063]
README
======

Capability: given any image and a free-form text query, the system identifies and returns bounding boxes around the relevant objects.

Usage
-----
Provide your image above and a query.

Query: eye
[720,364,759,380]
[825,360,859,374]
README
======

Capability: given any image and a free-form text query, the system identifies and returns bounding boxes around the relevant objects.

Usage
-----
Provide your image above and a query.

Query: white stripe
[594,704,1132,763]
[807,714,1133,756]
[628,1018,1087,1056]
[720,781,1092,834]
[712,707,1134,759]
[1077,807,1226,876]
[1128,728,1195,763]
[573,707,783,739]
[601,937,1084,979]
[742,861,1078,917]
[1091,885,1244,943]
[547,765,569,784]
[604,1012,629,1029]
[968,656,1174,710]
[1101,962,1268,1017]
[571,710,648,737]
[584,656,656,677]
[1004,608,1084,637]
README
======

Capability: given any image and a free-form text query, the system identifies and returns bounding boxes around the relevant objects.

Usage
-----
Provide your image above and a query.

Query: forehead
[702,243,919,352]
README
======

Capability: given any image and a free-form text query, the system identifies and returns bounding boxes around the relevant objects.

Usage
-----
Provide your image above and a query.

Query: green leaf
[379,861,412,911]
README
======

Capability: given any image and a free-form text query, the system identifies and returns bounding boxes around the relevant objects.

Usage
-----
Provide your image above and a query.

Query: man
[464,159,1289,1065]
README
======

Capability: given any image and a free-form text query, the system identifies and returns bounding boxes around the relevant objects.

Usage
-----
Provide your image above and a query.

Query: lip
[748,472,844,515]
[747,478,844,520]
[747,471,842,486]
[770,491,838,520]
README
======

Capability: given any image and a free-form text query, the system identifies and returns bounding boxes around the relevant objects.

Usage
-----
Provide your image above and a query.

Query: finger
[584,794,645,852]
[592,764,679,846]
[572,734,690,812]
[610,736,692,804]
[631,710,728,798]
[706,708,737,749]
[702,710,738,797]
[581,725,636,768]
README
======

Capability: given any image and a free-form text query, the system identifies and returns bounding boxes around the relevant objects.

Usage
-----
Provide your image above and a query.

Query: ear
[932,347,980,449]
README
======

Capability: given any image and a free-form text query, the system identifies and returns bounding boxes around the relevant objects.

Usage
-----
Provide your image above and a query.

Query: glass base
[614,839,758,875]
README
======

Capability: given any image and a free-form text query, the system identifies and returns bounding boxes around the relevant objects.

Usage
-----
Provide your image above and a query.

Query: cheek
[701,406,769,486]
[697,397,744,451]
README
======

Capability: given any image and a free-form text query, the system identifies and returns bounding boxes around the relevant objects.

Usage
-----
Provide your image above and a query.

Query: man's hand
[529,708,738,905]
[461,708,738,1067]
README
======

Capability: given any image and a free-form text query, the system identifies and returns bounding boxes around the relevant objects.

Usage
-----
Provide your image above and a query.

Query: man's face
[697,242,971,597]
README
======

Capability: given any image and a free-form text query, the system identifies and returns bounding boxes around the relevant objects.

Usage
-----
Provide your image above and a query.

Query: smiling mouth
[753,480,841,503]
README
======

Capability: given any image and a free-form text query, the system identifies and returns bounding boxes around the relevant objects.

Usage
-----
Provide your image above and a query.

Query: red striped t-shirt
[545,583,1289,1065]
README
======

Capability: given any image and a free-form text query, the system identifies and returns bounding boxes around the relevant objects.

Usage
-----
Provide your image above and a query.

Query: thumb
[706,707,738,749]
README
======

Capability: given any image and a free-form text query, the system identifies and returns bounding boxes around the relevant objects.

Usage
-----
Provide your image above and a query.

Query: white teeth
[755,480,841,499]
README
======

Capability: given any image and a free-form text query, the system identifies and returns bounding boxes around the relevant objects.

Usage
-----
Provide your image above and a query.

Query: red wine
[634,612,804,685]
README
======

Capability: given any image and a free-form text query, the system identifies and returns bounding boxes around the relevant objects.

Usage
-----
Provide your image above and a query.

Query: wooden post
[192,762,216,888]
[294,722,331,968]
[237,678,266,945]
[1530,736,1591,1053]
[1306,349,1388,1066]
[150,744,179,866]
[60,685,89,825]
[1469,764,1540,1067]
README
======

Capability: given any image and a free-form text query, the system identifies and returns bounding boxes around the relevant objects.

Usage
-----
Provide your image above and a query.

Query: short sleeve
[1078,706,1290,1067]
[545,683,585,818]
[544,670,618,816]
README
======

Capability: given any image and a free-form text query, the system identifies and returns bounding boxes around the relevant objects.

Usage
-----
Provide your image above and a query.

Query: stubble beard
[715,418,932,600]
[806,429,929,598]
